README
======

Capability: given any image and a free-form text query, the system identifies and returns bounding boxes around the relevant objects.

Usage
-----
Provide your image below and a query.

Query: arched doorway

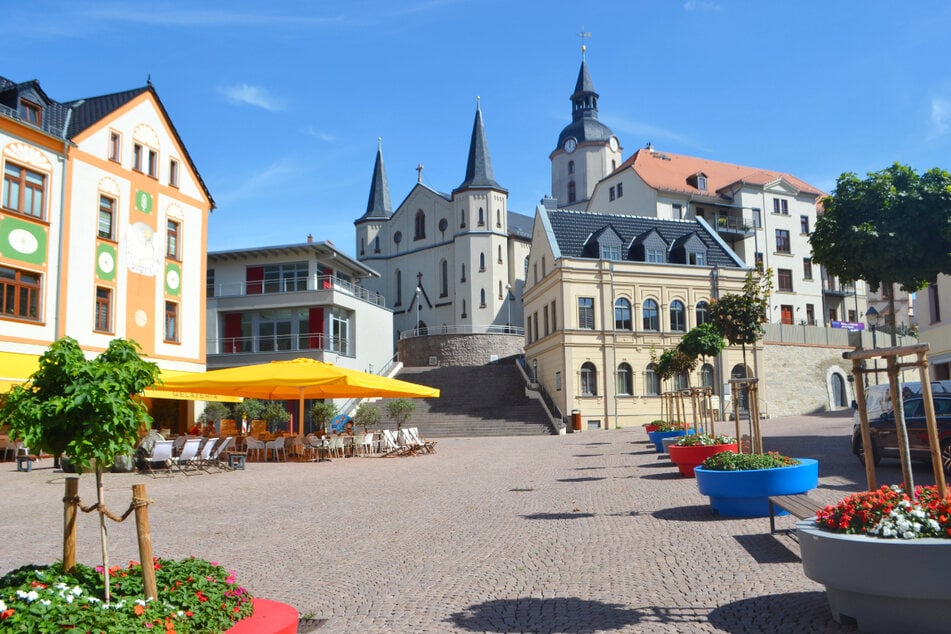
[730,364,750,411]
[831,372,849,408]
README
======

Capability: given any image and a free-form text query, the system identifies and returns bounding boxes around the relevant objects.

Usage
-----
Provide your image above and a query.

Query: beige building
[916,277,951,380]
[522,205,753,429]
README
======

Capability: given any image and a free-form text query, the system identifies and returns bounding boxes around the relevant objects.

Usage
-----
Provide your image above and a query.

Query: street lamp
[505,283,512,332]
[532,358,538,383]
[415,286,422,334]
[866,306,879,349]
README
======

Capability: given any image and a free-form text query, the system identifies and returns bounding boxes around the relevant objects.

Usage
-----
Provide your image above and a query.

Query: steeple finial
[578,27,591,59]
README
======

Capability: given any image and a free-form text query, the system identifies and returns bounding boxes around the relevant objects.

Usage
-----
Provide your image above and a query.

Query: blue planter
[694,458,818,517]
[647,429,687,453]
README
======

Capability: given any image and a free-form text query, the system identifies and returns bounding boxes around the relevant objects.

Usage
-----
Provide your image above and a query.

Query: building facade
[917,277,951,380]
[354,106,532,341]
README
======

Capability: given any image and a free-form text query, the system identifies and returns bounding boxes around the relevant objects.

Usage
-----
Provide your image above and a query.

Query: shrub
[701,451,800,471]
[676,433,736,447]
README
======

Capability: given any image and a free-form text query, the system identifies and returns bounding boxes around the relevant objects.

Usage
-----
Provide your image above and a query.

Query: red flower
[1,608,15,620]
[134,605,146,616]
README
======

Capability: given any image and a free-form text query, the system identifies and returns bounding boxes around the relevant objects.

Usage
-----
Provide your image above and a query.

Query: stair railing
[516,357,566,434]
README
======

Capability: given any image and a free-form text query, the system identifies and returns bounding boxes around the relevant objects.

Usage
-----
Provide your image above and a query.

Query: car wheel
[855,433,881,466]
[941,441,951,475]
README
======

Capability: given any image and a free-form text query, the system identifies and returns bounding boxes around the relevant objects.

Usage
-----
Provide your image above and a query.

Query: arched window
[696,301,709,325]
[462,299,467,318]
[440,259,448,297]
[414,210,425,240]
[498,245,503,263]
[674,372,689,390]
[479,252,486,271]
[670,300,686,332]
[498,280,503,299]
[568,181,576,204]
[461,263,466,282]
[480,288,486,307]
[460,209,466,228]
[645,363,660,395]
[614,298,632,330]
[642,299,659,331]
[581,362,598,396]
[478,207,485,226]
[496,209,502,228]
[568,160,574,175]
[394,270,402,306]
[373,236,380,253]
[360,237,365,256]
[731,364,749,410]
[701,363,715,391]
[617,362,633,395]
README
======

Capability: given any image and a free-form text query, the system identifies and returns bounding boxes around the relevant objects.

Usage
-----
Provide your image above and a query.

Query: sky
[4,1,951,258]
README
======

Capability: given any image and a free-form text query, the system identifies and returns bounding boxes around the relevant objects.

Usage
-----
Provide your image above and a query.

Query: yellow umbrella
[150,358,440,434]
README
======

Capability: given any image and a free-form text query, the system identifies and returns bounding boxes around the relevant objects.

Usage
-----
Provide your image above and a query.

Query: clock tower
[550,50,621,210]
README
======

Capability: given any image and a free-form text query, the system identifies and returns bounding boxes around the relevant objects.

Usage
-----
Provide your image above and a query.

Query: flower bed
[0,558,254,632]
[668,434,737,478]
[694,453,818,517]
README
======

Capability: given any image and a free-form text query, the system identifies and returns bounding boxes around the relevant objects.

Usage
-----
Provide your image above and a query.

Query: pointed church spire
[455,97,506,193]
[571,58,599,122]
[361,137,392,220]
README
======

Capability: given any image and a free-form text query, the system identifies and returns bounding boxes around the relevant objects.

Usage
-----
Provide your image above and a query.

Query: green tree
[309,401,338,434]
[810,163,951,344]
[262,401,291,434]
[708,270,772,373]
[386,399,416,432]
[352,403,381,434]
[678,322,726,374]
[199,401,229,425]
[232,398,265,422]
[0,337,160,601]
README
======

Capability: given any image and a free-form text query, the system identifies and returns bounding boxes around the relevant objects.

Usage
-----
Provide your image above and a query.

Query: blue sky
[4,1,951,257]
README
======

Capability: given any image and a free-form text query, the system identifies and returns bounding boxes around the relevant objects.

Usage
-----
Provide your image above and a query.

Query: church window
[498,245,503,264]
[440,259,448,297]
[568,181,576,204]
[480,288,486,308]
[394,270,402,306]
[478,207,485,226]
[496,209,502,228]
[498,280,503,299]
[616,182,623,197]
[374,236,380,253]
[414,210,425,240]
[568,160,575,175]
[479,252,485,272]
[460,209,466,228]
[461,263,466,282]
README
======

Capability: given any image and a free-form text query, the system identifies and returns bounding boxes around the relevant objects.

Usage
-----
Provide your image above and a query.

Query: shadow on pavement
[652,505,720,522]
[556,477,606,483]
[733,533,801,564]
[639,472,681,480]
[521,512,595,520]
[707,591,856,633]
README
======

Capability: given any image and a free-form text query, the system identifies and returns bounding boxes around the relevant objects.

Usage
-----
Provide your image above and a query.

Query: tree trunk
[888,283,898,347]
[96,468,111,604]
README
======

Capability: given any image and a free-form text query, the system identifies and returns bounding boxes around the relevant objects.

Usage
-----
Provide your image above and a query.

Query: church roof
[455,102,506,193]
[557,59,614,148]
[507,210,533,239]
[358,141,393,221]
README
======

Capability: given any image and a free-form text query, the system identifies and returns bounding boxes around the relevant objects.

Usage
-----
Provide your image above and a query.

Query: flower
[700,450,800,471]
[815,484,951,539]
[676,433,736,447]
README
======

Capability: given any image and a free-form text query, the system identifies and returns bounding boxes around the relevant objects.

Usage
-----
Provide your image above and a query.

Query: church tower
[354,139,392,259]
[550,49,622,210]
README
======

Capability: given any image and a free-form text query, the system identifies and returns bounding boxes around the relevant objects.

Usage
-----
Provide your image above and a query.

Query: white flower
[17,589,39,602]
[0,599,6,612]
[71,586,83,596]
[40,599,51,606]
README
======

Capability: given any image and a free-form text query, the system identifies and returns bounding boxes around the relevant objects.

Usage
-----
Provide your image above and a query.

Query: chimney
[306,233,313,243]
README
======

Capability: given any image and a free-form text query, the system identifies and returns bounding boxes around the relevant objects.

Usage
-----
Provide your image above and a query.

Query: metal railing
[208,332,350,356]
[0,103,66,137]
[713,214,753,233]
[399,324,525,340]
[208,275,386,307]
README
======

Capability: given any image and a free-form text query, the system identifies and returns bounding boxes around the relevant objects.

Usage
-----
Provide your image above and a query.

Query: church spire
[361,137,392,220]
[455,97,506,193]
[571,58,599,122]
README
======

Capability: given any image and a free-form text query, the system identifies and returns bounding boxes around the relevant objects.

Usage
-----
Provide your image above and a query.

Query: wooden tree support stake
[132,483,157,600]
[63,477,78,573]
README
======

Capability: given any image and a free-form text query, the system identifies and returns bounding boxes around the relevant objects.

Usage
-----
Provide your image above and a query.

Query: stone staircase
[370,363,554,437]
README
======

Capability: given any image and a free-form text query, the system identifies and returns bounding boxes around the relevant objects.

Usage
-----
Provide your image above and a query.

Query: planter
[797,519,951,633]
[647,429,687,453]
[644,424,660,434]
[227,598,299,634]
[694,458,818,517]
[661,436,683,454]
[668,443,738,477]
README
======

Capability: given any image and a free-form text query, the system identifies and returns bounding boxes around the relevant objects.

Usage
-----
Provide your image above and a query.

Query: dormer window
[18,99,41,126]
[601,245,620,261]
[697,174,707,191]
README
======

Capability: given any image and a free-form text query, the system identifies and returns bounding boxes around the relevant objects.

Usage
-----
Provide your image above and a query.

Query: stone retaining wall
[398,333,524,367]
[762,342,854,417]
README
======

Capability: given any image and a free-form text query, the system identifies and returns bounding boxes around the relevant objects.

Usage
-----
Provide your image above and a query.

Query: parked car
[851,393,951,473]
[852,380,951,428]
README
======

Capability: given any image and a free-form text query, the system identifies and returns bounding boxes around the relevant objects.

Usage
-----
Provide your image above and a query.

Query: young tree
[810,163,951,344]
[678,322,726,370]
[309,401,338,434]
[386,399,416,432]
[352,403,381,434]
[0,337,160,601]
[708,270,772,374]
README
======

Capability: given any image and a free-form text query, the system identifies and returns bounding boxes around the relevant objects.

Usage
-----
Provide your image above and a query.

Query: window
[601,245,620,260]
[478,208,485,226]
[440,260,448,297]
[260,261,308,293]
[578,297,594,329]
[778,268,794,292]
[696,301,709,325]
[773,198,789,215]
[642,299,659,331]
[803,258,813,280]
[780,304,794,325]
[615,298,632,330]
[647,248,665,263]
[462,299,467,319]
[94,287,112,332]
[373,236,380,253]
[460,264,466,283]
[133,143,143,171]
[169,159,180,187]
[609,186,616,201]
[542,256,546,276]
[645,363,660,395]
[164,301,179,342]
[480,288,486,308]
[98,195,115,240]
[533,262,538,284]
[617,363,633,395]
[670,300,686,331]
[697,175,707,191]
[394,270,402,306]
[0,266,41,321]
[929,282,941,323]
[568,160,574,175]
[533,311,539,341]
[414,210,425,240]
[498,245,503,264]
[166,220,180,259]
[526,315,533,343]
[687,251,706,266]
[147,149,158,178]
[672,203,683,220]
[330,307,351,355]
[496,209,502,228]
[108,132,121,162]
[616,182,623,198]
[751,208,762,228]
[580,362,598,396]
[800,215,809,234]
[701,363,714,390]
[675,372,689,390]
[806,303,815,325]
[479,252,486,272]
[543,305,549,336]
[755,252,764,272]
[550,300,556,331]
[555,371,562,391]
[207,269,215,298]
[460,209,466,228]
[498,280,503,300]
[775,229,791,253]
[568,181,576,204]
[18,99,41,126]
[2,163,46,218]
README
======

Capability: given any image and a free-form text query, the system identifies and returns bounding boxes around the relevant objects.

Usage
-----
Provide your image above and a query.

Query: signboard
[832,321,865,332]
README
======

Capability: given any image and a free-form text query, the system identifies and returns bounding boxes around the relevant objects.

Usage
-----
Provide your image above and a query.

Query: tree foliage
[309,401,338,432]
[810,163,951,294]
[386,398,416,431]
[708,270,772,349]
[0,337,159,473]
[678,322,726,362]
[352,403,381,433]
[654,348,695,386]
[231,398,265,421]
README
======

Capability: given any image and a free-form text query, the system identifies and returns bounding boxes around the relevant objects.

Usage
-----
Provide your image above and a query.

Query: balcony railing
[713,214,753,234]
[208,332,351,356]
[208,275,385,307]
[399,324,525,340]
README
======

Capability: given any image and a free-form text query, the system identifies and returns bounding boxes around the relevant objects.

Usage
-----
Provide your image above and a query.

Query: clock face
[98,250,115,274]
[609,136,619,152]
[166,268,180,291]
[564,137,577,153]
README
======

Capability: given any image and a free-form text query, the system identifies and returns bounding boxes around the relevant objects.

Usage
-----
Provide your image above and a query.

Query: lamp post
[415,286,421,334]
[532,358,538,384]
[505,283,512,332]
[866,306,879,386]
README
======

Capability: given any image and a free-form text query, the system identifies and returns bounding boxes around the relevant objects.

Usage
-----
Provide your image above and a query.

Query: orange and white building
[1,75,213,428]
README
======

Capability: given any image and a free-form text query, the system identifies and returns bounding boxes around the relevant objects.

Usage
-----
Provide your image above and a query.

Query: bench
[768,493,824,534]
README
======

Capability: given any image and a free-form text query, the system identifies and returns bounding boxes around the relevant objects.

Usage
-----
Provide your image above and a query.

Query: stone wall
[398,333,524,367]
[762,342,854,417]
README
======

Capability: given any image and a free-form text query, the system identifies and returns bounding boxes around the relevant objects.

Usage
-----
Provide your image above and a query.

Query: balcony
[208,332,351,357]
[712,214,753,242]
[208,275,386,309]
[822,281,856,297]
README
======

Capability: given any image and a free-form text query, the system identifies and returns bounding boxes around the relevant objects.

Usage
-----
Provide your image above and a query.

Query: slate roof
[0,76,72,138]
[455,104,506,193]
[359,142,392,221]
[546,208,744,268]
[507,210,533,240]
[557,59,614,147]
[63,86,149,137]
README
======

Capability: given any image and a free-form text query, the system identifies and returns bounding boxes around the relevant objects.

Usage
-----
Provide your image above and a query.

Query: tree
[0,337,160,601]
[200,401,230,425]
[232,398,265,422]
[678,322,726,369]
[810,163,951,344]
[309,401,338,434]
[386,399,416,432]
[708,270,772,373]
[262,401,291,434]
[352,403,381,434]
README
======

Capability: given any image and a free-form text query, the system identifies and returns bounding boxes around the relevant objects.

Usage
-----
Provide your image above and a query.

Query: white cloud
[215,159,298,205]
[221,84,284,111]
[303,127,336,143]
[683,1,722,11]
[929,97,950,139]
[608,116,696,148]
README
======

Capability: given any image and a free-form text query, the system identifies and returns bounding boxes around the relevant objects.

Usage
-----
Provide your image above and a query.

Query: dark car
[851,394,951,474]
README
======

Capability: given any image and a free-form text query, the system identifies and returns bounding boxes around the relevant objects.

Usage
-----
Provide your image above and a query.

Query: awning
[0,350,238,402]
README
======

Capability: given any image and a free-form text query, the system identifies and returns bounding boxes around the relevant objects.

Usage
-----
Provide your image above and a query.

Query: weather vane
[578,27,591,58]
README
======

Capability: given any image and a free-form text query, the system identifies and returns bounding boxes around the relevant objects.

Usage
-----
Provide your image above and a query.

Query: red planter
[668,443,737,478]
[644,425,660,434]
[227,598,299,634]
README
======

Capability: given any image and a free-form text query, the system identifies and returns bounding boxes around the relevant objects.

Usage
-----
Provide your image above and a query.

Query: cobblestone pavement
[1,411,937,633]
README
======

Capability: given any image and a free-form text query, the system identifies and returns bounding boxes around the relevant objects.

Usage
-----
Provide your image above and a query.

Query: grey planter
[797,519,951,633]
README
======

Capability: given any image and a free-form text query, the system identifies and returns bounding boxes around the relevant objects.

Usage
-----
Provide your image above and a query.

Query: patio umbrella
[151,358,440,434]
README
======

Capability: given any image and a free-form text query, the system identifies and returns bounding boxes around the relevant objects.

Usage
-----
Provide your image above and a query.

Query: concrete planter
[694,458,818,517]
[668,443,738,477]
[647,429,686,453]
[797,519,951,633]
